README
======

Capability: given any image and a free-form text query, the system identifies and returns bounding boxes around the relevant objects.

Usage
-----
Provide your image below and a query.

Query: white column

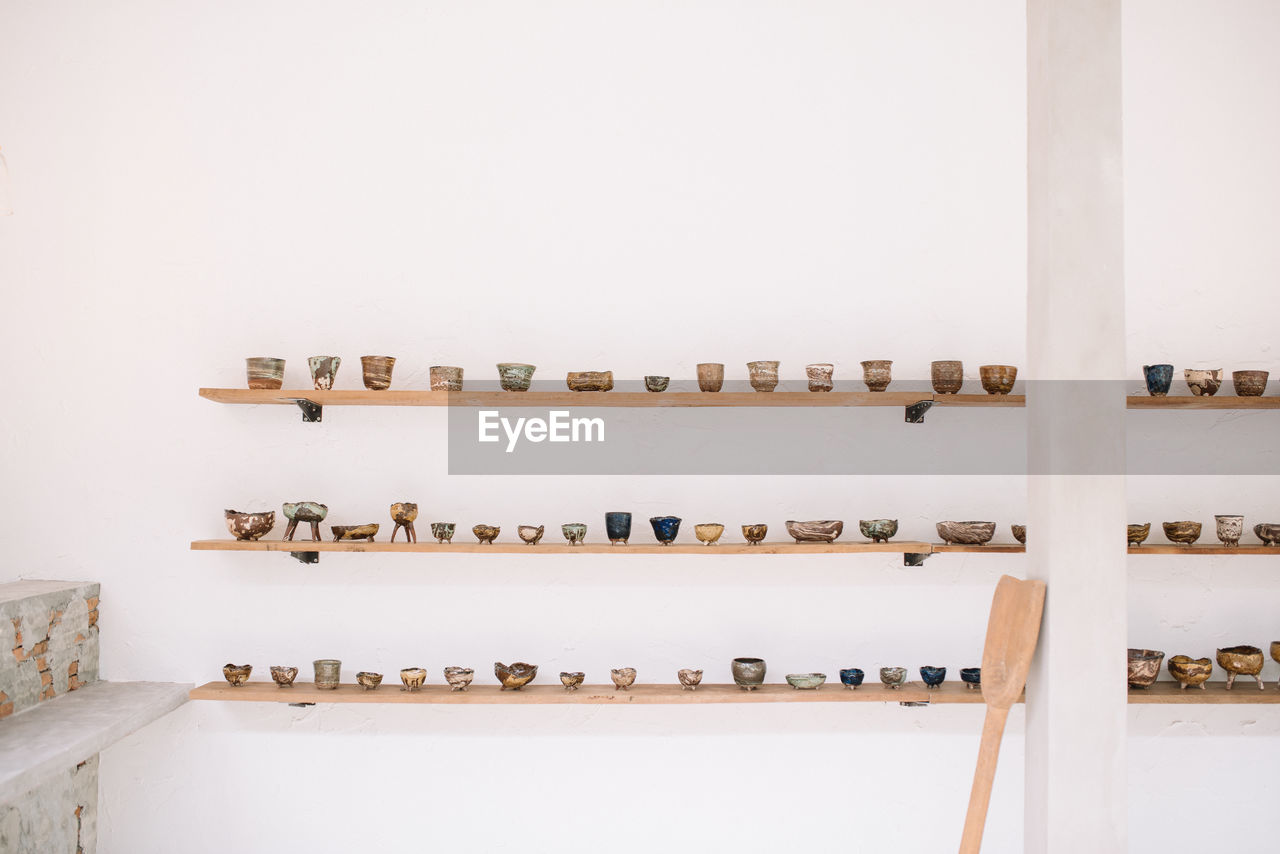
[1025,0,1127,852]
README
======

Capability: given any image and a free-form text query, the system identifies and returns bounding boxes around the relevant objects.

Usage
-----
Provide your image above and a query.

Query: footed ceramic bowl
[936,521,996,546]
[1162,521,1202,546]
[1127,649,1164,689]
[1011,524,1027,545]
[610,667,637,690]
[919,665,947,688]
[560,671,585,691]
[742,524,768,545]
[495,661,538,690]
[1127,523,1151,547]
[839,668,865,689]
[731,657,766,690]
[269,665,298,687]
[960,667,982,690]
[443,666,474,691]
[472,524,500,544]
[225,510,275,541]
[1256,523,1280,546]
[332,523,378,541]
[605,512,632,544]
[1215,515,1244,547]
[785,673,826,690]
[1216,645,1264,689]
[678,668,704,690]
[222,663,252,686]
[858,519,898,543]
[880,667,907,688]
[562,522,587,545]
[649,516,681,545]
[785,520,844,543]
[399,667,427,692]
[644,376,670,393]
[517,524,545,545]
[356,671,383,691]
[694,523,724,545]
[1167,655,1212,690]
[430,522,456,543]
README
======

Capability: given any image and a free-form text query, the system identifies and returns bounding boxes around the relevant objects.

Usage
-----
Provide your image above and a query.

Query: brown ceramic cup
[1233,370,1269,397]
[931,360,964,394]
[361,356,396,391]
[697,363,725,392]
[245,357,285,390]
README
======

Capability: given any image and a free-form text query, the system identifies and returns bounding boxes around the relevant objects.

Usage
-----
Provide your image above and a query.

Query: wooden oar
[959,574,1047,854]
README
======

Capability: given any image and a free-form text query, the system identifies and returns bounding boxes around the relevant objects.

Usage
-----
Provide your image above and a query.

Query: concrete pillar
[1025,0,1127,852]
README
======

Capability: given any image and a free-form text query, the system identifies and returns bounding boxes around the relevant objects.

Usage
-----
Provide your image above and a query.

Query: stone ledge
[0,681,190,804]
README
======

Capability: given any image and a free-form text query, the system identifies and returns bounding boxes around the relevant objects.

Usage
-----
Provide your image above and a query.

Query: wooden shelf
[1127,544,1280,555]
[1126,395,1280,410]
[1127,682,1280,703]
[191,539,938,555]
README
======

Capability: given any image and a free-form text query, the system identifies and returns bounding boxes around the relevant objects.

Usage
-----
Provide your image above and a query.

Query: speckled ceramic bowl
[429,365,464,391]
[1184,368,1222,397]
[742,524,768,546]
[1167,655,1212,690]
[694,523,724,545]
[919,666,947,688]
[566,370,613,392]
[1162,521,1202,546]
[931,360,964,394]
[859,519,898,543]
[785,673,826,690]
[979,364,1017,395]
[1215,515,1244,547]
[1127,523,1151,547]
[610,667,637,690]
[497,363,536,392]
[960,667,982,690]
[269,665,298,687]
[806,363,834,393]
[356,671,384,691]
[678,669,703,690]
[360,355,396,391]
[1011,524,1026,545]
[225,509,275,541]
[696,363,725,393]
[1216,646,1264,690]
[649,516,681,545]
[879,667,908,688]
[517,524,545,545]
[245,357,285,390]
[443,666,474,691]
[1127,649,1164,689]
[472,524,500,544]
[1233,370,1269,397]
[562,522,587,545]
[222,663,252,686]
[560,671,585,691]
[936,521,996,546]
[731,657,766,691]
[332,523,378,541]
[430,522,456,544]
[1255,523,1280,546]
[839,668,865,689]
[860,360,892,392]
[399,667,427,692]
[495,662,538,690]
[605,512,631,545]
[747,360,780,392]
[785,520,844,543]
[644,376,669,393]
[307,356,340,390]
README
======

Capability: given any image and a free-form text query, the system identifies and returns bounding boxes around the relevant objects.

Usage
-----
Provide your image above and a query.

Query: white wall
[0,1,1272,852]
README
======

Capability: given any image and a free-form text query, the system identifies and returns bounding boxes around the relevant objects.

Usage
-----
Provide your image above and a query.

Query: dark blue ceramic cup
[1143,364,1173,396]
[649,516,681,545]
[605,512,632,544]
[839,668,865,689]
[960,667,982,689]
[920,665,947,687]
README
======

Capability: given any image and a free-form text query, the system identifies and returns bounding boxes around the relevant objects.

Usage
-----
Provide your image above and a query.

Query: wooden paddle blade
[980,574,1046,709]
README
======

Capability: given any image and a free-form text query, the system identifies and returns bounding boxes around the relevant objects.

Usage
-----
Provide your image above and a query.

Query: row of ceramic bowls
[1141,365,1272,397]
[220,660,984,692]
[242,357,1021,395]
[1128,644,1280,689]
[1132,518,1280,546]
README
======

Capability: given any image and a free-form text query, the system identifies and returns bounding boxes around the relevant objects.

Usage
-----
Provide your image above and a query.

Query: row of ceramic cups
[242,357,1021,395]
[1128,644,1280,690]
[220,660,983,692]
[1133,517,1280,547]
[1142,365,1271,396]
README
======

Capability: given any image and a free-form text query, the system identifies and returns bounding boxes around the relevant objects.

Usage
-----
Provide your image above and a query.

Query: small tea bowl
[611,667,637,690]
[696,363,725,392]
[282,501,328,542]
[245,357,285,390]
[560,672,585,691]
[1127,523,1151,547]
[495,661,538,690]
[1011,524,1027,545]
[678,669,704,690]
[307,356,341,391]
[429,365,464,391]
[861,359,892,392]
[1167,655,1212,690]
[742,524,768,545]
[332,523,378,542]
[1184,368,1222,397]
[786,673,826,690]
[960,668,982,690]
[880,667,907,688]
[1233,369,1269,397]
[839,668,865,689]
[1215,515,1244,547]
[747,360,780,392]
[919,666,947,688]
[360,355,396,391]
[566,370,614,392]
[931,360,964,394]
[859,519,898,543]
[979,364,1017,395]
[225,509,275,541]
[400,667,427,692]
[517,524,545,545]
[443,666,475,691]
[1143,364,1173,396]
[785,520,844,543]
[430,522,456,544]
[222,663,252,686]
[562,522,587,545]
[390,502,418,544]
[694,523,724,545]
[1162,521,1202,546]
[1127,649,1164,689]
[472,524,500,544]
[313,659,341,689]
[269,665,298,687]
[644,376,670,393]
[806,363,834,392]
[605,511,632,544]
[936,521,996,546]
[650,516,681,545]
[356,671,384,691]
[1255,523,1280,546]
[1272,642,1280,667]
[1216,645,1264,689]
[497,362,536,392]
[731,657,766,690]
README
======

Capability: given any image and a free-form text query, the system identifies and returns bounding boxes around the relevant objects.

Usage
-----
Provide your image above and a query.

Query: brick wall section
[0,581,100,718]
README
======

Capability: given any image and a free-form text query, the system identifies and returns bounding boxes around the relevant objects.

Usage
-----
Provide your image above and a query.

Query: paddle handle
[959,704,1011,854]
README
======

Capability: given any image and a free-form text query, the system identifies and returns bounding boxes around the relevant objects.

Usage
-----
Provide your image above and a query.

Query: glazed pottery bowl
[1127,523,1151,547]
[307,356,341,391]
[562,522,587,545]
[356,671,383,691]
[880,667,907,688]
[494,661,538,690]
[1233,370,1269,397]
[747,360,780,392]
[283,501,327,523]
[960,667,982,690]
[1127,649,1164,689]
[225,509,275,541]
[222,663,252,686]
[678,668,704,690]
[731,657,766,690]
[314,659,341,690]
[430,522,456,543]
[979,364,1017,395]
[785,520,844,543]
[1184,368,1222,397]
[861,360,892,392]
[497,363,536,392]
[443,666,474,691]
[1215,514,1244,547]
[742,523,768,545]
[605,512,632,544]
[644,376,669,393]
[566,370,614,392]
[839,668,865,689]
[269,665,298,687]
[332,523,378,541]
[806,363,834,393]
[1216,645,1264,689]
[1162,521,1202,546]
[610,667,637,690]
[1272,642,1280,666]
[1011,524,1027,545]
[399,667,427,692]
[650,516,681,545]
[245,357,285,390]
[919,666,947,688]
[560,671,585,691]
[517,524,545,545]
[429,365,464,391]
[785,673,826,690]
[391,502,418,524]
[1255,523,1280,546]
[1143,364,1173,396]
[858,519,898,543]
[472,524,500,544]
[936,521,996,546]
[360,355,396,391]
[696,363,725,392]
[931,360,964,394]
[694,523,724,545]
[1167,655,1212,690]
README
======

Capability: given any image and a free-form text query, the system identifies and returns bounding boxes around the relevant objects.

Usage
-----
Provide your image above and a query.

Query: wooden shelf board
[1127,681,1280,703]
[1128,544,1280,555]
[1126,395,1280,410]
[190,539,935,555]
[932,543,1026,554]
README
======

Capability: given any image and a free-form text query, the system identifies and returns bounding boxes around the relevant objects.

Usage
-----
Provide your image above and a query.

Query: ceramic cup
[1143,364,1173,396]
[360,356,396,391]
[731,657,766,690]
[747,361,780,392]
[979,364,1018,395]
[1184,368,1222,397]
[429,365,464,391]
[313,659,341,690]
[1233,370,1269,397]
[644,376,670,393]
[1215,514,1244,547]
[605,511,632,545]
[805,363,834,392]
[650,516,681,545]
[307,356,341,391]
[931,360,964,394]
[497,362,536,392]
[246,357,285,390]
[430,522,455,543]
[697,363,725,392]
[839,668,865,689]
[860,360,892,392]
[562,523,587,545]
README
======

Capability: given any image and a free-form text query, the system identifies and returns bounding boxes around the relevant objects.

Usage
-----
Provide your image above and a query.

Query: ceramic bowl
[562,522,587,545]
[245,357,285,390]
[360,355,396,391]
[472,524,500,544]
[880,666,907,688]
[517,524,545,545]
[399,667,427,692]
[785,672,826,690]
[694,523,724,545]
[429,365,464,391]
[560,671,585,691]
[222,663,252,686]
[1127,649,1164,689]
[1184,368,1222,397]
[644,376,670,393]
[332,523,378,541]
[566,370,614,392]
[960,667,982,690]
[283,501,327,544]
[860,359,892,392]
[747,360,780,392]
[1127,523,1151,547]
[390,502,419,540]
[931,360,964,394]
[1011,524,1027,545]
[696,363,724,393]
[269,665,298,687]
[313,659,341,690]
[1233,370,1269,397]
[785,520,844,543]
[678,668,704,690]
[858,519,898,543]
[225,509,275,541]
[806,363,834,393]
[610,667,637,690]
[605,512,632,545]
[742,524,768,545]
[919,666,947,688]
[497,362,536,392]
[936,521,996,546]
[1255,523,1280,546]
[1143,364,1173,396]
[356,671,384,691]
[839,668,865,689]
[307,356,341,390]
[979,364,1017,395]
[1167,655,1212,690]
[731,657,766,690]
[1162,521,1202,546]
[1215,515,1244,547]
[1216,646,1265,689]
[430,522,456,544]
[1272,642,1280,666]
[494,661,538,690]
[650,516,681,545]
[443,666,474,691]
